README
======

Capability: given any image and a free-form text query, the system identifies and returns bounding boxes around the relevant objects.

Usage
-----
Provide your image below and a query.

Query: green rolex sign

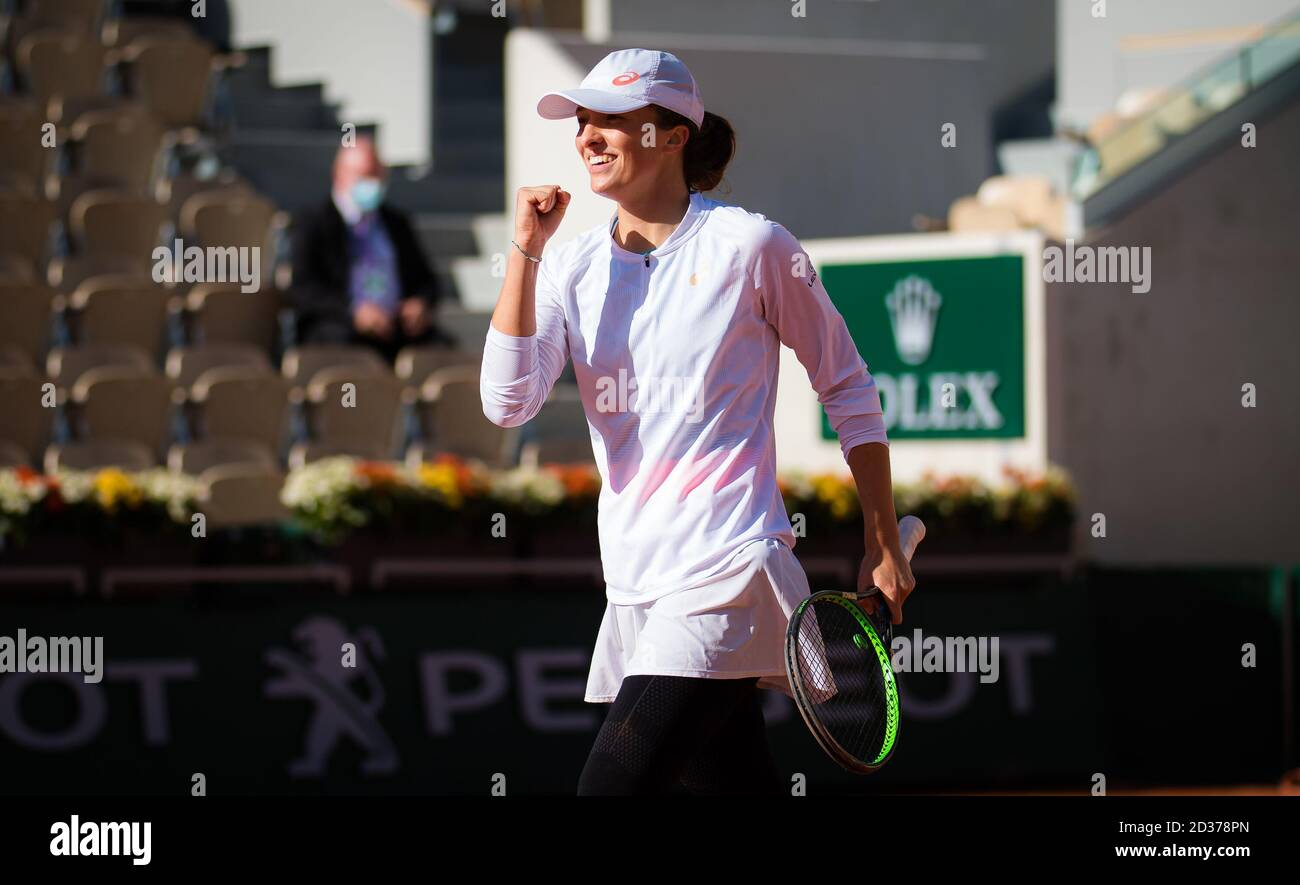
[820,255,1026,440]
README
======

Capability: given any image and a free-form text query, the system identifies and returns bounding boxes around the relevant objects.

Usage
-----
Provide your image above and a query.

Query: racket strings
[793,599,896,767]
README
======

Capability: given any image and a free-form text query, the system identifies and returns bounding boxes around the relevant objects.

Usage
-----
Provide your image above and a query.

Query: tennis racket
[783,515,925,774]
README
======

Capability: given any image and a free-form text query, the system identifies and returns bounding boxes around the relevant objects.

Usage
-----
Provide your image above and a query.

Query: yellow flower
[416,463,464,509]
[812,474,858,521]
[94,468,143,512]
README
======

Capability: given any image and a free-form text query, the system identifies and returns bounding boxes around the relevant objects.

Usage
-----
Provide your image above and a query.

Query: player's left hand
[857,543,916,625]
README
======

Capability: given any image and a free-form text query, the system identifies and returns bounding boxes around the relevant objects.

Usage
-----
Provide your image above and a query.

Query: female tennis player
[480,49,915,795]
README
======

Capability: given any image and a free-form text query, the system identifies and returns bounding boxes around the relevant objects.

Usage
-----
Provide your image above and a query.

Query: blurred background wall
[228,0,431,165]
[1056,0,1300,130]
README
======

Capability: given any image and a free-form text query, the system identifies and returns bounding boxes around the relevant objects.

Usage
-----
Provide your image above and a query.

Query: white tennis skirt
[584,537,813,703]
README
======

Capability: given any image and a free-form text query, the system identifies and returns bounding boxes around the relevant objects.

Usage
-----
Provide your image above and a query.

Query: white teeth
[589,155,614,166]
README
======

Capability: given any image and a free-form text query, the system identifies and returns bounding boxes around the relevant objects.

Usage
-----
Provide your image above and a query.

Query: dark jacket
[290,200,449,341]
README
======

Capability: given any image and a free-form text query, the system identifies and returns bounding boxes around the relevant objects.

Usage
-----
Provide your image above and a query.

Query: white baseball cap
[537,48,705,128]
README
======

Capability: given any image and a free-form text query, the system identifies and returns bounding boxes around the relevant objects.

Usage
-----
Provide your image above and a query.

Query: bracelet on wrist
[511,239,542,263]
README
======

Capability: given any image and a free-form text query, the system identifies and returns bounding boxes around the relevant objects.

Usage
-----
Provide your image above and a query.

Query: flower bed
[280,457,1074,555]
[1,458,1076,559]
[0,466,200,549]
[780,465,1076,555]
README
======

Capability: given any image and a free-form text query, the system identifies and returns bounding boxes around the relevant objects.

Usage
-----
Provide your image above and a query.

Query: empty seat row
[0,280,281,361]
[0,345,512,469]
[0,100,165,197]
[0,188,282,270]
[0,433,289,528]
[0,340,483,391]
[4,23,217,129]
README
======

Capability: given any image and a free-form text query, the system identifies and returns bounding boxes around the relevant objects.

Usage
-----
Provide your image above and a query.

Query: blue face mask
[351,177,386,213]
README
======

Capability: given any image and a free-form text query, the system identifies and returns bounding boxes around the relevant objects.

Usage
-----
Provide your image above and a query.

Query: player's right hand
[514,185,570,256]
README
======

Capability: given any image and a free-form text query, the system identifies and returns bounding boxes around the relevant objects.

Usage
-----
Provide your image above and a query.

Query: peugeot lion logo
[264,616,399,778]
[884,275,942,366]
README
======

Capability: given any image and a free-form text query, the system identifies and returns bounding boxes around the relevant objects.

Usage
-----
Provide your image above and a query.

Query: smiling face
[574,105,689,204]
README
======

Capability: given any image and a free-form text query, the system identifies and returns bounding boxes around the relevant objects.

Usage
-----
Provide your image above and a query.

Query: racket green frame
[784,590,901,774]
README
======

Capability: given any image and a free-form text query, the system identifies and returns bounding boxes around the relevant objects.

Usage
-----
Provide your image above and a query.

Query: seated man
[291,136,454,362]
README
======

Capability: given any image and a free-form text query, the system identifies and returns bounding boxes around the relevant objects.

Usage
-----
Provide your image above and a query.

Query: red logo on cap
[612,72,640,87]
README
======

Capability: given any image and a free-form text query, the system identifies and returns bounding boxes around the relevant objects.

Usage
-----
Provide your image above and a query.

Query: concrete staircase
[218,11,508,325]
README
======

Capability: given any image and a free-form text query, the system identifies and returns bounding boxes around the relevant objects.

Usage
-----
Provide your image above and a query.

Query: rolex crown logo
[885,275,942,366]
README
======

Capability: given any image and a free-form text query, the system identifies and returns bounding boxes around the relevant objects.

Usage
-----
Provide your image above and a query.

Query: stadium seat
[519,438,596,468]
[434,307,490,351]
[0,171,40,197]
[0,100,50,193]
[13,0,105,33]
[67,276,169,353]
[0,255,37,283]
[159,170,252,224]
[14,30,110,122]
[102,15,197,48]
[415,365,511,467]
[288,439,391,470]
[46,343,154,396]
[197,464,288,528]
[64,105,166,193]
[395,346,480,402]
[167,438,277,475]
[303,367,403,456]
[50,172,135,220]
[45,438,156,473]
[182,283,281,351]
[517,386,592,466]
[189,366,290,452]
[179,190,279,248]
[0,345,35,374]
[68,189,168,258]
[0,282,56,365]
[0,372,56,462]
[179,191,281,286]
[46,253,153,292]
[165,344,272,392]
[0,194,58,268]
[119,37,215,130]
[69,366,172,455]
[0,440,30,468]
[281,344,388,388]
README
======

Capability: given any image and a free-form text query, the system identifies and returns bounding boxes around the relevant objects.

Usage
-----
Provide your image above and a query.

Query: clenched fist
[513,185,571,257]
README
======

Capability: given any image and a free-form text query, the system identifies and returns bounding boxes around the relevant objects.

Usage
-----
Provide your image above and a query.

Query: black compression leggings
[577,674,785,796]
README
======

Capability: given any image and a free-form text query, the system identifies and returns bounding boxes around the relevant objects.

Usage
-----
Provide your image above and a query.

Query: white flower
[0,471,39,516]
[489,467,565,509]
[51,470,94,504]
[134,469,202,522]
[281,457,361,509]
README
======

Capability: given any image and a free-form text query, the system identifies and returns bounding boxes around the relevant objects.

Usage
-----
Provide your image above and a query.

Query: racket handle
[898,515,926,562]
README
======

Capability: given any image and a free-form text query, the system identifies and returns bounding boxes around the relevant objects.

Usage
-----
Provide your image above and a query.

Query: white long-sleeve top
[480,192,887,605]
